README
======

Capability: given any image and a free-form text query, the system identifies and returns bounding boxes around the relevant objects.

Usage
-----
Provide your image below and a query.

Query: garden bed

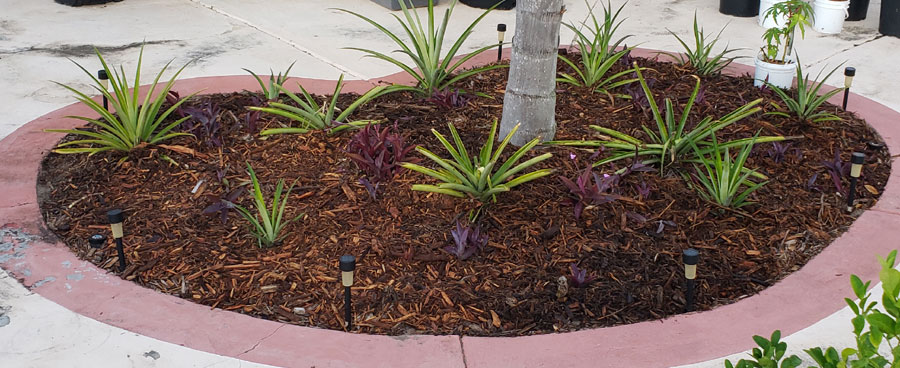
[36,55,890,336]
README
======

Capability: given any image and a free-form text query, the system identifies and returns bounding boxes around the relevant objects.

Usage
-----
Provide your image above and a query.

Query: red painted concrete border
[1,49,899,368]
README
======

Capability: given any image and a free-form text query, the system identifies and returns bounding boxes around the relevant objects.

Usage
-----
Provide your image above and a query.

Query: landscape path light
[98,69,109,111]
[682,248,699,313]
[88,234,106,249]
[340,254,356,330]
[843,67,855,110]
[497,23,506,62]
[107,209,127,272]
[867,141,884,152]
[847,152,865,212]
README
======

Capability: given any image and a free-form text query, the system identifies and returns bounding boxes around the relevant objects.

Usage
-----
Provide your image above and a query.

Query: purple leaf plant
[445,220,488,260]
[346,122,419,199]
[559,166,621,220]
[568,264,597,288]
[202,187,243,224]
[427,89,473,109]
[822,149,851,195]
[765,142,792,164]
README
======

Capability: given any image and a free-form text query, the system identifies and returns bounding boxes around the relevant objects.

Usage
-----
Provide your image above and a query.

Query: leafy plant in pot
[754,0,813,88]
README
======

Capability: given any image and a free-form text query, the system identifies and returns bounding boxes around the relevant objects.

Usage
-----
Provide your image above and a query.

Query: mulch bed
[37,55,891,336]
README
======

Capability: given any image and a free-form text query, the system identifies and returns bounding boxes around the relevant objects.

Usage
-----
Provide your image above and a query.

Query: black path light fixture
[88,234,106,249]
[340,254,356,330]
[107,209,127,272]
[682,248,699,313]
[497,23,506,62]
[843,67,855,111]
[847,152,865,212]
[98,69,109,111]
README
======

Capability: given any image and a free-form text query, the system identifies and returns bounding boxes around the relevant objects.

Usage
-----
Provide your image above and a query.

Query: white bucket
[813,0,850,34]
[759,0,787,28]
[754,54,796,88]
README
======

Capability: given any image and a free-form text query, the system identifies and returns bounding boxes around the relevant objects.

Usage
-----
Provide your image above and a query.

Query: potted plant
[720,0,760,17]
[459,0,515,9]
[812,0,850,34]
[847,0,870,20]
[881,0,900,37]
[755,0,813,88]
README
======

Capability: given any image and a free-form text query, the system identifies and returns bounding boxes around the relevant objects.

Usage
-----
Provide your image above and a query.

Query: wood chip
[490,310,501,328]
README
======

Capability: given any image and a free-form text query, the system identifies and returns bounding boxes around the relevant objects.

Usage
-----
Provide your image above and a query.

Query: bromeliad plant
[243,61,295,101]
[551,66,779,172]
[336,0,504,97]
[766,63,844,124]
[400,120,553,203]
[662,13,741,76]
[47,45,194,154]
[690,136,768,208]
[233,163,303,248]
[251,74,394,135]
[557,1,638,93]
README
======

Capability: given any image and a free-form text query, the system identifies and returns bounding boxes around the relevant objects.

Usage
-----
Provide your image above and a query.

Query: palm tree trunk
[499,0,564,146]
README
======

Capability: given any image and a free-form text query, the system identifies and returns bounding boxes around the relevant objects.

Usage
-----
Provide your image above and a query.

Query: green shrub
[401,120,553,202]
[233,163,303,248]
[47,45,193,154]
[557,1,638,92]
[336,0,504,96]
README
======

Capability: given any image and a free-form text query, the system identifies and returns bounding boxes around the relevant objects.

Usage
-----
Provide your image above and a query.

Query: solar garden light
[867,141,885,152]
[88,234,106,249]
[682,248,699,313]
[98,69,109,111]
[843,67,855,110]
[107,209,127,272]
[340,254,356,330]
[496,24,506,62]
[847,152,865,212]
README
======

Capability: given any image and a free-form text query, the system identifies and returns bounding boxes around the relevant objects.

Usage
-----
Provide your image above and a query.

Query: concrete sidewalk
[1,0,899,367]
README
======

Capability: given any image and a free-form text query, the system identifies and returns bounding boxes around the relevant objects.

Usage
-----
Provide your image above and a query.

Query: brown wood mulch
[37,55,891,336]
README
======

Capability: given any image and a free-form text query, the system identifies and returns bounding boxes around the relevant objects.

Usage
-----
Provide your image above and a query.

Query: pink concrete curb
[1,49,898,368]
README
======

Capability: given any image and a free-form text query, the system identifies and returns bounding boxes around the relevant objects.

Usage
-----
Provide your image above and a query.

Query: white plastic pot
[754,54,796,88]
[759,0,787,28]
[813,0,850,34]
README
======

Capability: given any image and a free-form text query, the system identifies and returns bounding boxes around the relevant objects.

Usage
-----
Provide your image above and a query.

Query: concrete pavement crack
[236,324,286,357]
[459,336,469,368]
[806,35,885,68]
[186,0,369,81]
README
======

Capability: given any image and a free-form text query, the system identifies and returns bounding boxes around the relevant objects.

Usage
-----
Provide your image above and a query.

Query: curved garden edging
[1,49,899,368]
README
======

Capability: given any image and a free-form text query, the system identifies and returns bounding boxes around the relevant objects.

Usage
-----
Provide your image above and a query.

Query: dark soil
[37,55,891,336]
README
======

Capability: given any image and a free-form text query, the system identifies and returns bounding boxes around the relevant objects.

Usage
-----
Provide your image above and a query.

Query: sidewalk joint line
[186,0,370,81]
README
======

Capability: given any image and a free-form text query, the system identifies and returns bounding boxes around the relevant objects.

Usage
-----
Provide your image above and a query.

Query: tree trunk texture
[499,0,564,146]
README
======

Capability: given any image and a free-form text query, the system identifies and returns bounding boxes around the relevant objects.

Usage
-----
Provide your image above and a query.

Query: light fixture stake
[340,254,356,330]
[843,67,855,110]
[98,69,109,111]
[107,209,126,272]
[682,248,699,312]
[847,152,865,212]
[496,24,506,62]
